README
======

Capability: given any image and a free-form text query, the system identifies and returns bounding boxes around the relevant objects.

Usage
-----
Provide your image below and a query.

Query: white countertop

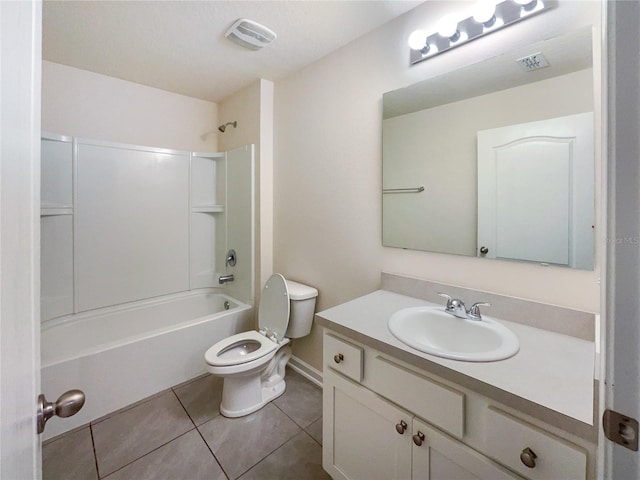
[317,290,595,426]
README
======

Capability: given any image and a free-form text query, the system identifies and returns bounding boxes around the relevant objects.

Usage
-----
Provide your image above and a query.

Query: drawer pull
[412,431,425,446]
[334,353,344,364]
[520,447,537,468]
[395,420,408,434]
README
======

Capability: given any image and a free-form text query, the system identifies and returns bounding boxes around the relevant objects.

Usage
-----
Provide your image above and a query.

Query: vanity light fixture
[513,0,540,13]
[408,29,430,53]
[408,0,551,65]
[437,14,462,42]
[472,0,498,28]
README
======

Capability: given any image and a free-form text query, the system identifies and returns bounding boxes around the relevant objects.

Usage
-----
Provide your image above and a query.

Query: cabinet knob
[333,353,344,364]
[412,431,425,446]
[520,447,537,468]
[395,420,408,434]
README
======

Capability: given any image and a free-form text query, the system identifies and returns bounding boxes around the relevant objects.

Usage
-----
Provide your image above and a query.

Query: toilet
[204,273,318,417]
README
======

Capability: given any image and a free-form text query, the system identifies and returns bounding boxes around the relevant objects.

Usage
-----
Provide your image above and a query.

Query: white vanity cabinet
[322,330,590,480]
[323,369,412,480]
[411,418,519,480]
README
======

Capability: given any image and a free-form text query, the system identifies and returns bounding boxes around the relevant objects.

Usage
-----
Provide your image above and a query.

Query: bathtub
[41,289,253,440]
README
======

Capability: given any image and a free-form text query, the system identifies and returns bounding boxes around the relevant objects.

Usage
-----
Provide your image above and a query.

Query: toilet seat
[205,274,292,369]
[205,330,279,367]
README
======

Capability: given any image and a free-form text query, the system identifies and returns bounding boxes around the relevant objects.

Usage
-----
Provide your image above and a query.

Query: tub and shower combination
[41,290,252,439]
[40,134,255,439]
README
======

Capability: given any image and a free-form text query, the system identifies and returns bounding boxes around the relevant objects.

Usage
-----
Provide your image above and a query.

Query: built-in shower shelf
[191,205,224,213]
[41,206,74,216]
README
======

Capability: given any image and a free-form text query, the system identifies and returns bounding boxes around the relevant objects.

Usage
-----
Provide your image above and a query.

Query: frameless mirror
[382,27,595,270]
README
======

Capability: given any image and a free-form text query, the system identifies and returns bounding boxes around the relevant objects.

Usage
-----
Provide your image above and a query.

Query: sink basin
[388,306,519,362]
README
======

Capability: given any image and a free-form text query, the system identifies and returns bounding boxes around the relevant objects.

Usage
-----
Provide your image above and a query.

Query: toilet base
[220,378,286,417]
[218,344,292,418]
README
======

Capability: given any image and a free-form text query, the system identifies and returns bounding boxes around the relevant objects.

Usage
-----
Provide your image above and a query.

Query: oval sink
[388,306,519,362]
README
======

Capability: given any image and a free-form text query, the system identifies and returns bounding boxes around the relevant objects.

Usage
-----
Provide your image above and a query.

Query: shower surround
[40,133,255,439]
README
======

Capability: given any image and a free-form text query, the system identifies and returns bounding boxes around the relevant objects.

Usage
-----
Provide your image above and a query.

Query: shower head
[218,121,237,133]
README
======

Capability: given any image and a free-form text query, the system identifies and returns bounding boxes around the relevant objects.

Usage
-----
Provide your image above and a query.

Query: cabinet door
[412,418,521,480]
[323,370,412,480]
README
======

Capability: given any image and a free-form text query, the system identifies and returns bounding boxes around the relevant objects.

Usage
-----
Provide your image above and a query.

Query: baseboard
[289,355,323,388]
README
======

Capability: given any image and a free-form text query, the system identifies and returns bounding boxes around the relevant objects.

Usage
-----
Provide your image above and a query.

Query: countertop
[316,290,595,429]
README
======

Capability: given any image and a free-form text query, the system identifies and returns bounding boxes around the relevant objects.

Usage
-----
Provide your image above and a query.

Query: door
[412,419,520,480]
[604,1,640,478]
[0,1,42,479]
[323,371,412,480]
[477,112,594,269]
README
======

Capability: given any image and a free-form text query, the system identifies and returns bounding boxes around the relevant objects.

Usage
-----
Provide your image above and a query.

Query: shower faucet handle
[225,249,237,267]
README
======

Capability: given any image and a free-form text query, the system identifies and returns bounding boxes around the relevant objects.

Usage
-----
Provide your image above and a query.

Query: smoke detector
[225,19,277,50]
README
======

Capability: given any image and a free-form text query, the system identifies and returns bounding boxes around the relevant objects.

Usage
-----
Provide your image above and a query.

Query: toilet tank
[285,280,318,339]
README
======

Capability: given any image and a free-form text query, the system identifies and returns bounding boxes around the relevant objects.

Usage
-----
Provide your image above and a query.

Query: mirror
[382,27,595,270]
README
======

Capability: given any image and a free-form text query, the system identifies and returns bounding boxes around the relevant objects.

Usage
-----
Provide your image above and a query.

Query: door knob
[480,246,489,254]
[37,389,85,434]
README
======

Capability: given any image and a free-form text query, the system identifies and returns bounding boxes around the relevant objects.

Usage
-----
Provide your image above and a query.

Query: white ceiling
[43,0,423,103]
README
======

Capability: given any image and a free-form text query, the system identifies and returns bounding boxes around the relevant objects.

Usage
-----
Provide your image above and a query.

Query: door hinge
[603,409,639,451]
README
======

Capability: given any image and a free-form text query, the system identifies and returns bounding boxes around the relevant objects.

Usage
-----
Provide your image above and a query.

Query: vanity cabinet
[322,331,589,480]
[323,370,412,480]
[411,418,519,480]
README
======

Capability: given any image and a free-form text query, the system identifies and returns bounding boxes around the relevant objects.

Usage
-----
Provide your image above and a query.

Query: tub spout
[219,274,235,284]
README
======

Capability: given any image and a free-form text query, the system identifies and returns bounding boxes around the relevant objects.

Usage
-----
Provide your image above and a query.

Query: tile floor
[43,368,329,480]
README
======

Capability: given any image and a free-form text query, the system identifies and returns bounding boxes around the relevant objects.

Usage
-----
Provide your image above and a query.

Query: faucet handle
[437,292,453,308]
[468,302,491,320]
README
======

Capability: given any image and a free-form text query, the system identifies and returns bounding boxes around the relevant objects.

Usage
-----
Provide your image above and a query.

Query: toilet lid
[258,273,290,341]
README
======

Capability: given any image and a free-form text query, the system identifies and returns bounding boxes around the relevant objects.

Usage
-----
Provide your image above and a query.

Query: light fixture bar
[409,0,551,65]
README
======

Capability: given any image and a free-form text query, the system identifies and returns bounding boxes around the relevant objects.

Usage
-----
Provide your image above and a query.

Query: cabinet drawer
[484,407,587,480]
[368,356,465,438]
[324,333,363,382]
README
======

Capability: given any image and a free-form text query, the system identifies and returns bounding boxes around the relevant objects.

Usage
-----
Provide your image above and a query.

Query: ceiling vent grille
[225,19,277,51]
[516,52,550,72]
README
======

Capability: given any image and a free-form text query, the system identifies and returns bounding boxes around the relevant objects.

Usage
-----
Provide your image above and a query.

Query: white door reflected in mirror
[477,112,594,269]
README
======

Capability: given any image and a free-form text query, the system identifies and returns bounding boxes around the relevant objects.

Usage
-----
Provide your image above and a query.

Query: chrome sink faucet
[437,293,467,319]
[437,293,490,321]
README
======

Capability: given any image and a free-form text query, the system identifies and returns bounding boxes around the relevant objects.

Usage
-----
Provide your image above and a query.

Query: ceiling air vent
[516,52,550,72]
[225,19,277,51]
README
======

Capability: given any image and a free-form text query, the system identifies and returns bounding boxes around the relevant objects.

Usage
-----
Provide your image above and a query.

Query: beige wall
[274,1,602,371]
[42,61,218,152]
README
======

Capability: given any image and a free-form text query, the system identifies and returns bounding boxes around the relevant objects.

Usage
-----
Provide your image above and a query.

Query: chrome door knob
[37,389,85,434]
[520,447,537,468]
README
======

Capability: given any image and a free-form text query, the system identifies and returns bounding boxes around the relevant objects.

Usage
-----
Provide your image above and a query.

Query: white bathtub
[41,289,253,440]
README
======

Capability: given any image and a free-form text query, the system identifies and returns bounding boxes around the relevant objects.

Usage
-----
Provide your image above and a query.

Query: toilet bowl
[204,273,318,417]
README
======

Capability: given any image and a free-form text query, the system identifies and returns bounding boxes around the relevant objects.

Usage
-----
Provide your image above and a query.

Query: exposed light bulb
[513,0,538,12]
[473,0,497,27]
[408,30,427,51]
[437,14,460,40]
